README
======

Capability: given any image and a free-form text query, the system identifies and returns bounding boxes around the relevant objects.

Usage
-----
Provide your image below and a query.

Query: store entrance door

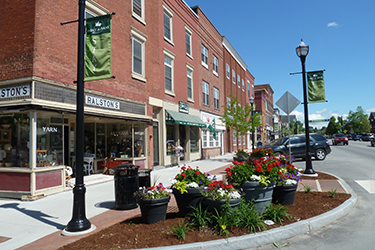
[153,122,159,166]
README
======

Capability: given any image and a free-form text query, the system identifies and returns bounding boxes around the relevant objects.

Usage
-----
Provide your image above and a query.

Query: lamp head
[250,96,254,104]
[296,39,309,58]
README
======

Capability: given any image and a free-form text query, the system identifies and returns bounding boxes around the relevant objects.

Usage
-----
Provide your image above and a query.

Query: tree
[346,106,370,133]
[326,116,340,135]
[220,94,261,137]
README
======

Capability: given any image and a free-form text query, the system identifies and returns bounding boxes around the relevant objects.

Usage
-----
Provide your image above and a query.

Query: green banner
[208,119,216,139]
[307,71,325,103]
[85,14,112,81]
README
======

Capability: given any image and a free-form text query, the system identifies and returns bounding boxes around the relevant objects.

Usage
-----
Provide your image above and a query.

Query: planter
[241,181,275,213]
[204,197,241,212]
[172,187,204,216]
[138,196,171,224]
[272,183,298,205]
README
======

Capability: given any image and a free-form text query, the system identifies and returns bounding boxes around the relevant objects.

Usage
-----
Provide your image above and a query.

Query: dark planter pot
[172,187,204,216]
[204,197,241,212]
[272,184,298,205]
[241,181,275,214]
[138,196,171,224]
[233,156,248,162]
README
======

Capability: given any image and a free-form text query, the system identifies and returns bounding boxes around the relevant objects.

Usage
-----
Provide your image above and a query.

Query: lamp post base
[62,224,97,236]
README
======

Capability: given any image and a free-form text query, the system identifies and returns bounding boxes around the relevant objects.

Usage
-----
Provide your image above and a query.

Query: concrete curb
[136,175,358,250]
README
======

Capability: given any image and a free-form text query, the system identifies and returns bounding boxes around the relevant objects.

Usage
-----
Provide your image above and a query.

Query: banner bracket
[61,12,115,26]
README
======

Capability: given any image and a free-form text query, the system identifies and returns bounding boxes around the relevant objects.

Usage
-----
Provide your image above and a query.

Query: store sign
[85,95,120,110]
[0,85,30,99]
[179,101,189,114]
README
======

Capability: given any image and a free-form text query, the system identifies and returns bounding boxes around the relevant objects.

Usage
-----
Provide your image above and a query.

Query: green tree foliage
[220,94,261,136]
[326,116,340,135]
[346,106,370,133]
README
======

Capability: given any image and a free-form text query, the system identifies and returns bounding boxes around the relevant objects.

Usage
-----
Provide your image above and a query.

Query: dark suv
[261,134,331,161]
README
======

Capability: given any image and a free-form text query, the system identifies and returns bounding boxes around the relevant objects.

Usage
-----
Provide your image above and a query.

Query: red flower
[195,171,200,175]
[225,167,231,172]
[181,173,186,178]
[227,172,232,177]
[181,166,186,170]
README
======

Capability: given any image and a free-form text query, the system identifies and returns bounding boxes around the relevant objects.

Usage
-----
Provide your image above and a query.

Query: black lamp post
[250,96,255,151]
[296,40,315,175]
[65,0,92,233]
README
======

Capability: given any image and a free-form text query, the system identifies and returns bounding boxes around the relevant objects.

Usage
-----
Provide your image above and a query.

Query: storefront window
[37,114,64,167]
[84,123,95,155]
[96,123,106,158]
[166,125,175,155]
[0,113,30,168]
[190,126,199,152]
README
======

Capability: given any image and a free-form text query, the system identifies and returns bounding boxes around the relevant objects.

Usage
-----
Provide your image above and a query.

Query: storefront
[201,111,225,158]
[162,101,205,166]
[0,79,150,199]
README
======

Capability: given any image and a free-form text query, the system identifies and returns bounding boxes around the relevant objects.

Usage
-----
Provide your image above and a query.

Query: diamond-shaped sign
[276,91,300,115]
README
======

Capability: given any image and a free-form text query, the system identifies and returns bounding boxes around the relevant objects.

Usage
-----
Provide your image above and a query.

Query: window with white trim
[202,81,209,105]
[226,64,230,79]
[243,135,246,146]
[214,87,219,109]
[242,79,245,91]
[215,132,220,147]
[213,55,218,75]
[209,131,214,147]
[132,0,145,23]
[163,4,173,43]
[237,75,241,88]
[131,28,147,81]
[202,129,208,147]
[185,26,192,57]
[227,97,231,109]
[202,129,221,148]
[233,132,237,145]
[232,69,235,83]
[238,134,241,145]
[164,49,175,93]
[247,81,250,98]
[187,64,193,99]
[201,44,208,68]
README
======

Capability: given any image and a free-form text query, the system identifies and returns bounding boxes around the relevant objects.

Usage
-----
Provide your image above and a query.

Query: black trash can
[114,163,139,210]
[138,169,152,188]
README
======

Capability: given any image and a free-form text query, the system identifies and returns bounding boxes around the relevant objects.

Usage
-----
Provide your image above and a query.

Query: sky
[184,0,375,128]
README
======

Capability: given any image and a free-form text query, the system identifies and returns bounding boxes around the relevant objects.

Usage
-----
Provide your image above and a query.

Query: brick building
[254,84,274,143]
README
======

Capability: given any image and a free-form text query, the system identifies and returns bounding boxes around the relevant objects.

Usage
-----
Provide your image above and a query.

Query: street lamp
[296,39,315,175]
[250,96,255,151]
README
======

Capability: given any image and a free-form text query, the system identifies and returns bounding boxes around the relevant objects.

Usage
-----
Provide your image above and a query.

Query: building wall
[0,0,36,81]
[254,84,274,143]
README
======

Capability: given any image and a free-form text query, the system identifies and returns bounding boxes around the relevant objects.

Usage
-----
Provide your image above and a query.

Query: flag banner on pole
[307,70,325,103]
[85,14,112,81]
[208,119,216,139]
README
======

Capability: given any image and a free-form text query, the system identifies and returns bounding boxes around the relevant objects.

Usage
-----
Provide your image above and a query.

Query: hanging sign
[85,14,112,81]
[307,71,325,103]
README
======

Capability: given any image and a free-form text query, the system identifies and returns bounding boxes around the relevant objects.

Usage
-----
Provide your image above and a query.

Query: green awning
[166,110,206,127]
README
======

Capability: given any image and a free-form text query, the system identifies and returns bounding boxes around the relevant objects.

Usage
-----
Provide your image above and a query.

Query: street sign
[276,91,300,115]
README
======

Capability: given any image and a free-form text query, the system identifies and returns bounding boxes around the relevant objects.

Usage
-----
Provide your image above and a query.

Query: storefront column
[30,111,37,195]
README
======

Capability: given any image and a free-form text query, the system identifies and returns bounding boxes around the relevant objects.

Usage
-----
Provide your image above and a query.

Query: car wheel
[315,149,326,160]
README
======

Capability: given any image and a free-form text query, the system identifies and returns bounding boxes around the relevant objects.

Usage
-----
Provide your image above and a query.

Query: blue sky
[184,0,375,128]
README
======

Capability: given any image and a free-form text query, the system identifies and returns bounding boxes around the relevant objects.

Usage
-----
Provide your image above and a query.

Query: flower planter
[138,196,171,224]
[241,181,275,213]
[172,187,204,216]
[272,184,298,205]
[204,197,241,212]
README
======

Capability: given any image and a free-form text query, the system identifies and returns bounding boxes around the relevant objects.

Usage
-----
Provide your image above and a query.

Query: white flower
[187,182,198,188]
[229,191,241,199]
[170,179,177,185]
[285,179,297,185]
[250,175,261,181]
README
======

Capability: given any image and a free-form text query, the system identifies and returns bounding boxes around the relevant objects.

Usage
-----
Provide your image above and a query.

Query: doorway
[153,122,159,166]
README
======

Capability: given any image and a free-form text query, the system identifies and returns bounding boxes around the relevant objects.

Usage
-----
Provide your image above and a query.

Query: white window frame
[132,0,145,25]
[203,129,208,147]
[247,81,250,98]
[202,129,221,148]
[164,49,175,95]
[215,132,220,147]
[185,25,193,58]
[243,135,246,147]
[237,75,241,88]
[213,55,218,76]
[227,97,231,109]
[131,27,147,82]
[209,131,214,147]
[226,64,230,79]
[242,79,245,91]
[214,87,219,109]
[163,3,173,44]
[202,81,209,106]
[201,44,208,68]
[187,63,194,101]
[238,134,241,145]
[233,132,237,145]
[232,69,235,83]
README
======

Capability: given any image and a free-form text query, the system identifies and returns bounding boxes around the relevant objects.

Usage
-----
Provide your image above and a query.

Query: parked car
[371,137,375,147]
[346,134,353,140]
[361,134,374,141]
[259,133,331,161]
[353,134,362,141]
[332,134,349,145]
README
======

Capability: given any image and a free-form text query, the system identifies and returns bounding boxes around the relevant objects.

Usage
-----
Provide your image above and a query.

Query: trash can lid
[113,163,139,172]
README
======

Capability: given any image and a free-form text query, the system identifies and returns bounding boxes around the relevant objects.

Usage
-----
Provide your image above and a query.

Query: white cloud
[327,22,339,28]
[316,108,327,114]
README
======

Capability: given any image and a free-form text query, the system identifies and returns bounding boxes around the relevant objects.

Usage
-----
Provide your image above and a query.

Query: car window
[311,134,325,141]
[290,137,300,144]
